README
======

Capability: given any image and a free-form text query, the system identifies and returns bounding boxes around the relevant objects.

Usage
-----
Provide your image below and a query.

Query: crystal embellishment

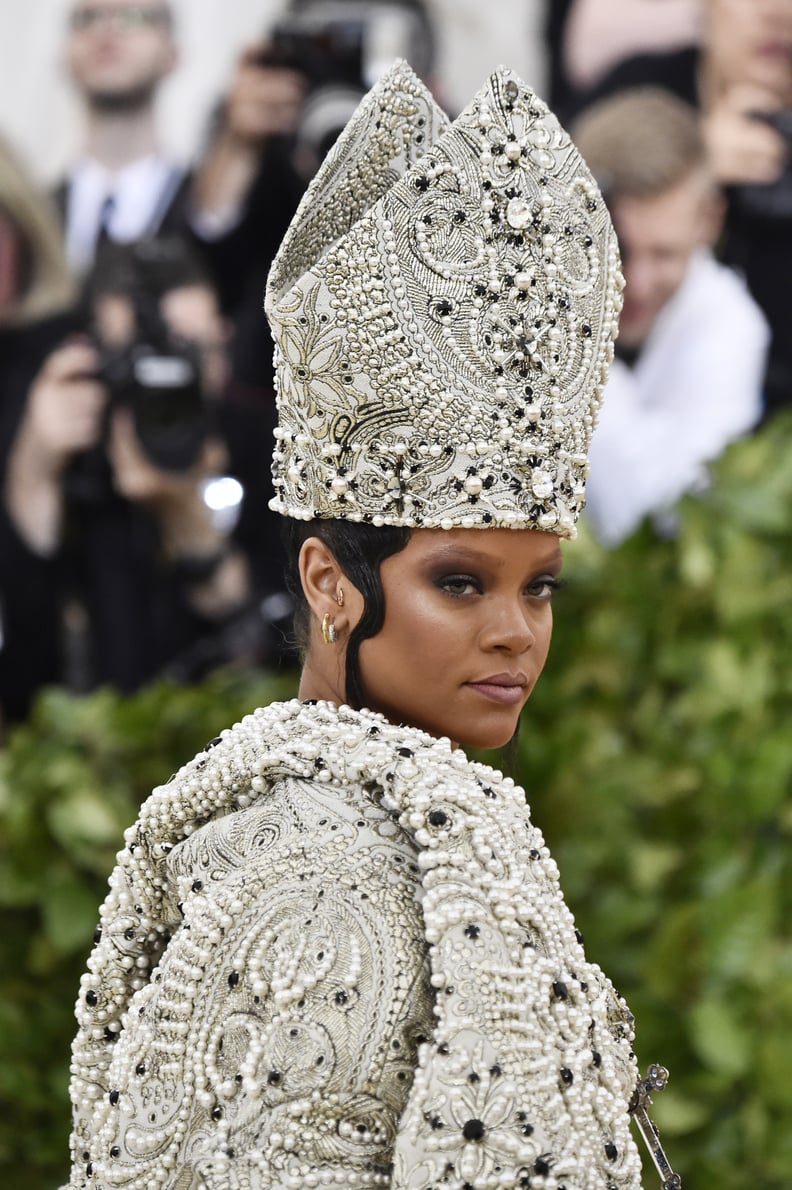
[265,61,623,538]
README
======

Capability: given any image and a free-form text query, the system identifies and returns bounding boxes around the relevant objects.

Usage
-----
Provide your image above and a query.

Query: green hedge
[0,670,298,1189]
[2,414,792,1188]
[515,412,792,1187]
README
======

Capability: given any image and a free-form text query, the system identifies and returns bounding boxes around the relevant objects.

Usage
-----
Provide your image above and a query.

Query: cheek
[387,590,460,664]
[358,589,463,702]
[532,613,553,678]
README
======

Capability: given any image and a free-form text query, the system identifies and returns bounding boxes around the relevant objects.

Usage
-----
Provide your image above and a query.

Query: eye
[526,575,563,601]
[437,573,481,597]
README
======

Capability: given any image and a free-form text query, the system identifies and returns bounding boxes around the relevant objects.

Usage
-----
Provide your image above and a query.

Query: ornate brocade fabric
[265,63,623,536]
[66,700,643,1189]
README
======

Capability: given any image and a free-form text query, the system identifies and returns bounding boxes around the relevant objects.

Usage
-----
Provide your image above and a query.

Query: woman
[65,63,677,1188]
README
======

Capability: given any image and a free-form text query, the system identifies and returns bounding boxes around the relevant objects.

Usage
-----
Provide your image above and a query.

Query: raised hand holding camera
[5,340,107,555]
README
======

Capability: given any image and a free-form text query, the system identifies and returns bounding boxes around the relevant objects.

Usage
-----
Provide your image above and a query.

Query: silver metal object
[630,1064,683,1189]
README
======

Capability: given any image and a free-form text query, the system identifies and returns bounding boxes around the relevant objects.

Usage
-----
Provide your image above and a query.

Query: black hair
[281,517,411,709]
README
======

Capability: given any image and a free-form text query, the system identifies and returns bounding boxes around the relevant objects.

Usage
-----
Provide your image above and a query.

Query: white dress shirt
[64,153,184,273]
[585,250,769,547]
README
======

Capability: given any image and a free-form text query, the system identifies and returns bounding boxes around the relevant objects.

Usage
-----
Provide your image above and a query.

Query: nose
[479,596,536,655]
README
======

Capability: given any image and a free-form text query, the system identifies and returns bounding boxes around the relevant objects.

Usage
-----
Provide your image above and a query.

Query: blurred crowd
[1,0,791,730]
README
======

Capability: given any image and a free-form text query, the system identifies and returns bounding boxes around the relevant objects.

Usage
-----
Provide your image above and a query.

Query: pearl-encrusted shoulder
[66,699,642,1188]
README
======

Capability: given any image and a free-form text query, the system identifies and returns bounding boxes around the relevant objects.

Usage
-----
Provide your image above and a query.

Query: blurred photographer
[57,0,188,275]
[1,235,262,725]
[190,0,437,396]
[572,89,768,547]
[564,0,792,418]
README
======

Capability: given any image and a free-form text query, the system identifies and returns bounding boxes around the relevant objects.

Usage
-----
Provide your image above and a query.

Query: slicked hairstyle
[281,518,411,710]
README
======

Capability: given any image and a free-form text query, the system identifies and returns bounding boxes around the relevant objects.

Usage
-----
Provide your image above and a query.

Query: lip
[465,673,527,706]
[758,41,792,59]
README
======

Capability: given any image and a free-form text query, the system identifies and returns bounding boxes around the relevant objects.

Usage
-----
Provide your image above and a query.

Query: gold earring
[336,586,345,608]
[321,612,338,645]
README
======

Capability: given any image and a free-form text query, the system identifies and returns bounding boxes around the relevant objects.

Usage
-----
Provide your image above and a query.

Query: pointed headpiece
[266,61,622,536]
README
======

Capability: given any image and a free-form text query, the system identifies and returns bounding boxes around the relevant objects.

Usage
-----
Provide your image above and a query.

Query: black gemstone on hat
[462,1118,485,1141]
[429,810,448,826]
[552,980,569,1001]
[135,1062,146,1075]
[204,736,222,751]
[605,1142,618,1161]
[534,1156,551,1175]
[464,923,480,939]
[592,1050,602,1067]
[93,926,102,943]
[109,1090,119,1105]
[228,971,240,988]
[267,1070,282,1085]
[110,1146,120,1158]
[561,1067,574,1084]
[85,989,98,1007]
[192,880,203,892]
[211,1105,222,1120]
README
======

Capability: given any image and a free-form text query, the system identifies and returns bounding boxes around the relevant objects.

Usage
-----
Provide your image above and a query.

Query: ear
[298,537,363,638]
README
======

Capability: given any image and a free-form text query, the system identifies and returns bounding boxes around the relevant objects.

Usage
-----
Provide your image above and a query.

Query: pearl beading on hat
[67,699,642,1188]
[266,63,623,537]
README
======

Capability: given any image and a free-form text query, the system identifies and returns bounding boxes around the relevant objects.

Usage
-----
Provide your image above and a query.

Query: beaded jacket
[66,699,643,1189]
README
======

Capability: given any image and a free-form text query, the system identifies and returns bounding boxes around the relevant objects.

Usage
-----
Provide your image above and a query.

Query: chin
[451,713,522,753]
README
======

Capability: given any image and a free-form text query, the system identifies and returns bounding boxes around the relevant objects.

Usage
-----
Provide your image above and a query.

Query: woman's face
[707,0,792,100]
[357,527,562,750]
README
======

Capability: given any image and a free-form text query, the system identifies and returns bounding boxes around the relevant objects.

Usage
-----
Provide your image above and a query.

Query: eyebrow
[424,542,563,569]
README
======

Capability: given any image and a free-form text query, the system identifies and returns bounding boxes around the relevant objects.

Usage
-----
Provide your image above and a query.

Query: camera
[67,239,212,501]
[259,2,432,91]
[254,2,435,166]
[97,316,206,474]
[731,109,792,221]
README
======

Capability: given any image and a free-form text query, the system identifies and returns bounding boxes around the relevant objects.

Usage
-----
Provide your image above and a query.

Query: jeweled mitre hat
[265,60,622,536]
